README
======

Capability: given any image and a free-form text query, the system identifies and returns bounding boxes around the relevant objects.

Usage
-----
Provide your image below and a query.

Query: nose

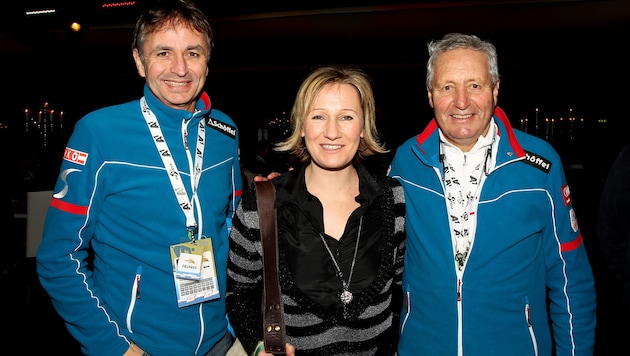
[455,88,470,110]
[323,120,341,140]
[171,54,188,76]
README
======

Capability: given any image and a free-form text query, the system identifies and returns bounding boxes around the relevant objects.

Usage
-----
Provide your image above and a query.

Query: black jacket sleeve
[597,144,630,305]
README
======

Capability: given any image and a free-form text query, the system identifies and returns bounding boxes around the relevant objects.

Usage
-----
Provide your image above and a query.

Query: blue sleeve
[544,150,596,356]
[229,119,242,231]
[36,116,131,355]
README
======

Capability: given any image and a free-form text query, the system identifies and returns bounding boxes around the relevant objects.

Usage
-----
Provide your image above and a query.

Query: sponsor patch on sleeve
[569,208,579,232]
[63,147,88,165]
[562,183,572,206]
[522,150,552,173]
[206,116,236,139]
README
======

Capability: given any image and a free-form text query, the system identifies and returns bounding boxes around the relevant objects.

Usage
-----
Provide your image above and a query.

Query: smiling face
[428,48,499,152]
[301,83,365,171]
[132,23,209,112]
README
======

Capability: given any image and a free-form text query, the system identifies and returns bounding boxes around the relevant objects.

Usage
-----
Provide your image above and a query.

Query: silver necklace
[318,216,363,306]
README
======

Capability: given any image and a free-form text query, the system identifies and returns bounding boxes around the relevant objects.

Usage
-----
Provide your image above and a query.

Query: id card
[170,238,220,307]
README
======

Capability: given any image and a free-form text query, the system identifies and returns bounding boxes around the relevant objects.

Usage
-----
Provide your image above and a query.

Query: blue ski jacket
[36,85,242,356]
[389,107,596,356]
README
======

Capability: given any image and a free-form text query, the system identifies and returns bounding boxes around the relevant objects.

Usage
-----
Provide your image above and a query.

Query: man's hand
[254,171,282,182]
[259,343,296,356]
[124,343,145,356]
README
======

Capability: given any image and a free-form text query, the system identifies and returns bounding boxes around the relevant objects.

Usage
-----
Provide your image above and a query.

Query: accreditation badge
[170,238,220,307]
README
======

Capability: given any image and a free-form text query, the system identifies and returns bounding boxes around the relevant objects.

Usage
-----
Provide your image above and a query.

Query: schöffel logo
[206,116,236,139]
[523,150,551,173]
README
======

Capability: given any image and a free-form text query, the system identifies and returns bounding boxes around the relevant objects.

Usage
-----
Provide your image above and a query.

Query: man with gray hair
[389,32,596,355]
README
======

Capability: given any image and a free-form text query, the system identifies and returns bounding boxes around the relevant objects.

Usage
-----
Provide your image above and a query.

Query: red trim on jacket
[200,92,211,111]
[51,197,88,215]
[561,234,583,252]
[493,106,526,158]
[414,119,437,157]
[415,106,527,159]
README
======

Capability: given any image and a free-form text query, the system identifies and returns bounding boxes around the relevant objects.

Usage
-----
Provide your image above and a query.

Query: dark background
[1,0,629,151]
[1,1,629,354]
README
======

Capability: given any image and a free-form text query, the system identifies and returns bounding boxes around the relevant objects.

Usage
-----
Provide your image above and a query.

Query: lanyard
[140,97,206,240]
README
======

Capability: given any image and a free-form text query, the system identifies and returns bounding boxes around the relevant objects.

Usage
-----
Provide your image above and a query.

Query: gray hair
[426,33,499,90]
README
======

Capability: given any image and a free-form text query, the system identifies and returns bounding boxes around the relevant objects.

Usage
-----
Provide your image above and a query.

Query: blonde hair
[275,65,388,163]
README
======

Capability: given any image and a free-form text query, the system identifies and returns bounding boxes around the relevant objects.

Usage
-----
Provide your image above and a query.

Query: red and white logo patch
[63,147,88,165]
[562,184,572,206]
[570,208,579,232]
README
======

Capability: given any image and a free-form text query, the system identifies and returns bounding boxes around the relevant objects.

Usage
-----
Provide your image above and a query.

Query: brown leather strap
[254,181,286,354]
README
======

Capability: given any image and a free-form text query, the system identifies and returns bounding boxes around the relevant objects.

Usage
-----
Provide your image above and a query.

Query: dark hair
[132,0,213,62]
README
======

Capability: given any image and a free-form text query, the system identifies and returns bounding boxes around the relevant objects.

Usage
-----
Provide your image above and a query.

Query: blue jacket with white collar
[36,85,242,356]
[389,106,596,356]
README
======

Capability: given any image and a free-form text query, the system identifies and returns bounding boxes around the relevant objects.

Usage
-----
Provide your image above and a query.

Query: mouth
[322,144,342,151]
[452,114,473,120]
[165,80,189,87]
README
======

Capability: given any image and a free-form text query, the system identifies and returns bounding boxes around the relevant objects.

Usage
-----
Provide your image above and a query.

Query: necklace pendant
[340,290,353,304]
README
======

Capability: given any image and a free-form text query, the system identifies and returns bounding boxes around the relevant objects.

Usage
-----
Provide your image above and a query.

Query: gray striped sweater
[227,163,405,355]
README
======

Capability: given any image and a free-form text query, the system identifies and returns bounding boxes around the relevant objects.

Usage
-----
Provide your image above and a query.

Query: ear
[493,80,500,106]
[132,48,146,78]
[427,89,435,109]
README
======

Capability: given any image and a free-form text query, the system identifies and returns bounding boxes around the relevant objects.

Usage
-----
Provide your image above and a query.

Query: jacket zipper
[525,302,539,356]
[126,266,142,333]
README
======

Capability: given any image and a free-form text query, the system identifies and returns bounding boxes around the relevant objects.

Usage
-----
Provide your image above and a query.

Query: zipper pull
[526,303,532,327]
[135,274,141,299]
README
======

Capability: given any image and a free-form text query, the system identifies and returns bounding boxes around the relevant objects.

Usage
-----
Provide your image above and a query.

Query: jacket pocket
[126,266,142,333]
[400,289,411,334]
[524,300,539,356]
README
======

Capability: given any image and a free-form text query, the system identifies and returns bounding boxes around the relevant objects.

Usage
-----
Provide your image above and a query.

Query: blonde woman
[227,65,405,355]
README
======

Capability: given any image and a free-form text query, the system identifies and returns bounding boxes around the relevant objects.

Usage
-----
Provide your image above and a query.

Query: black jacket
[597,143,630,307]
[227,162,406,355]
